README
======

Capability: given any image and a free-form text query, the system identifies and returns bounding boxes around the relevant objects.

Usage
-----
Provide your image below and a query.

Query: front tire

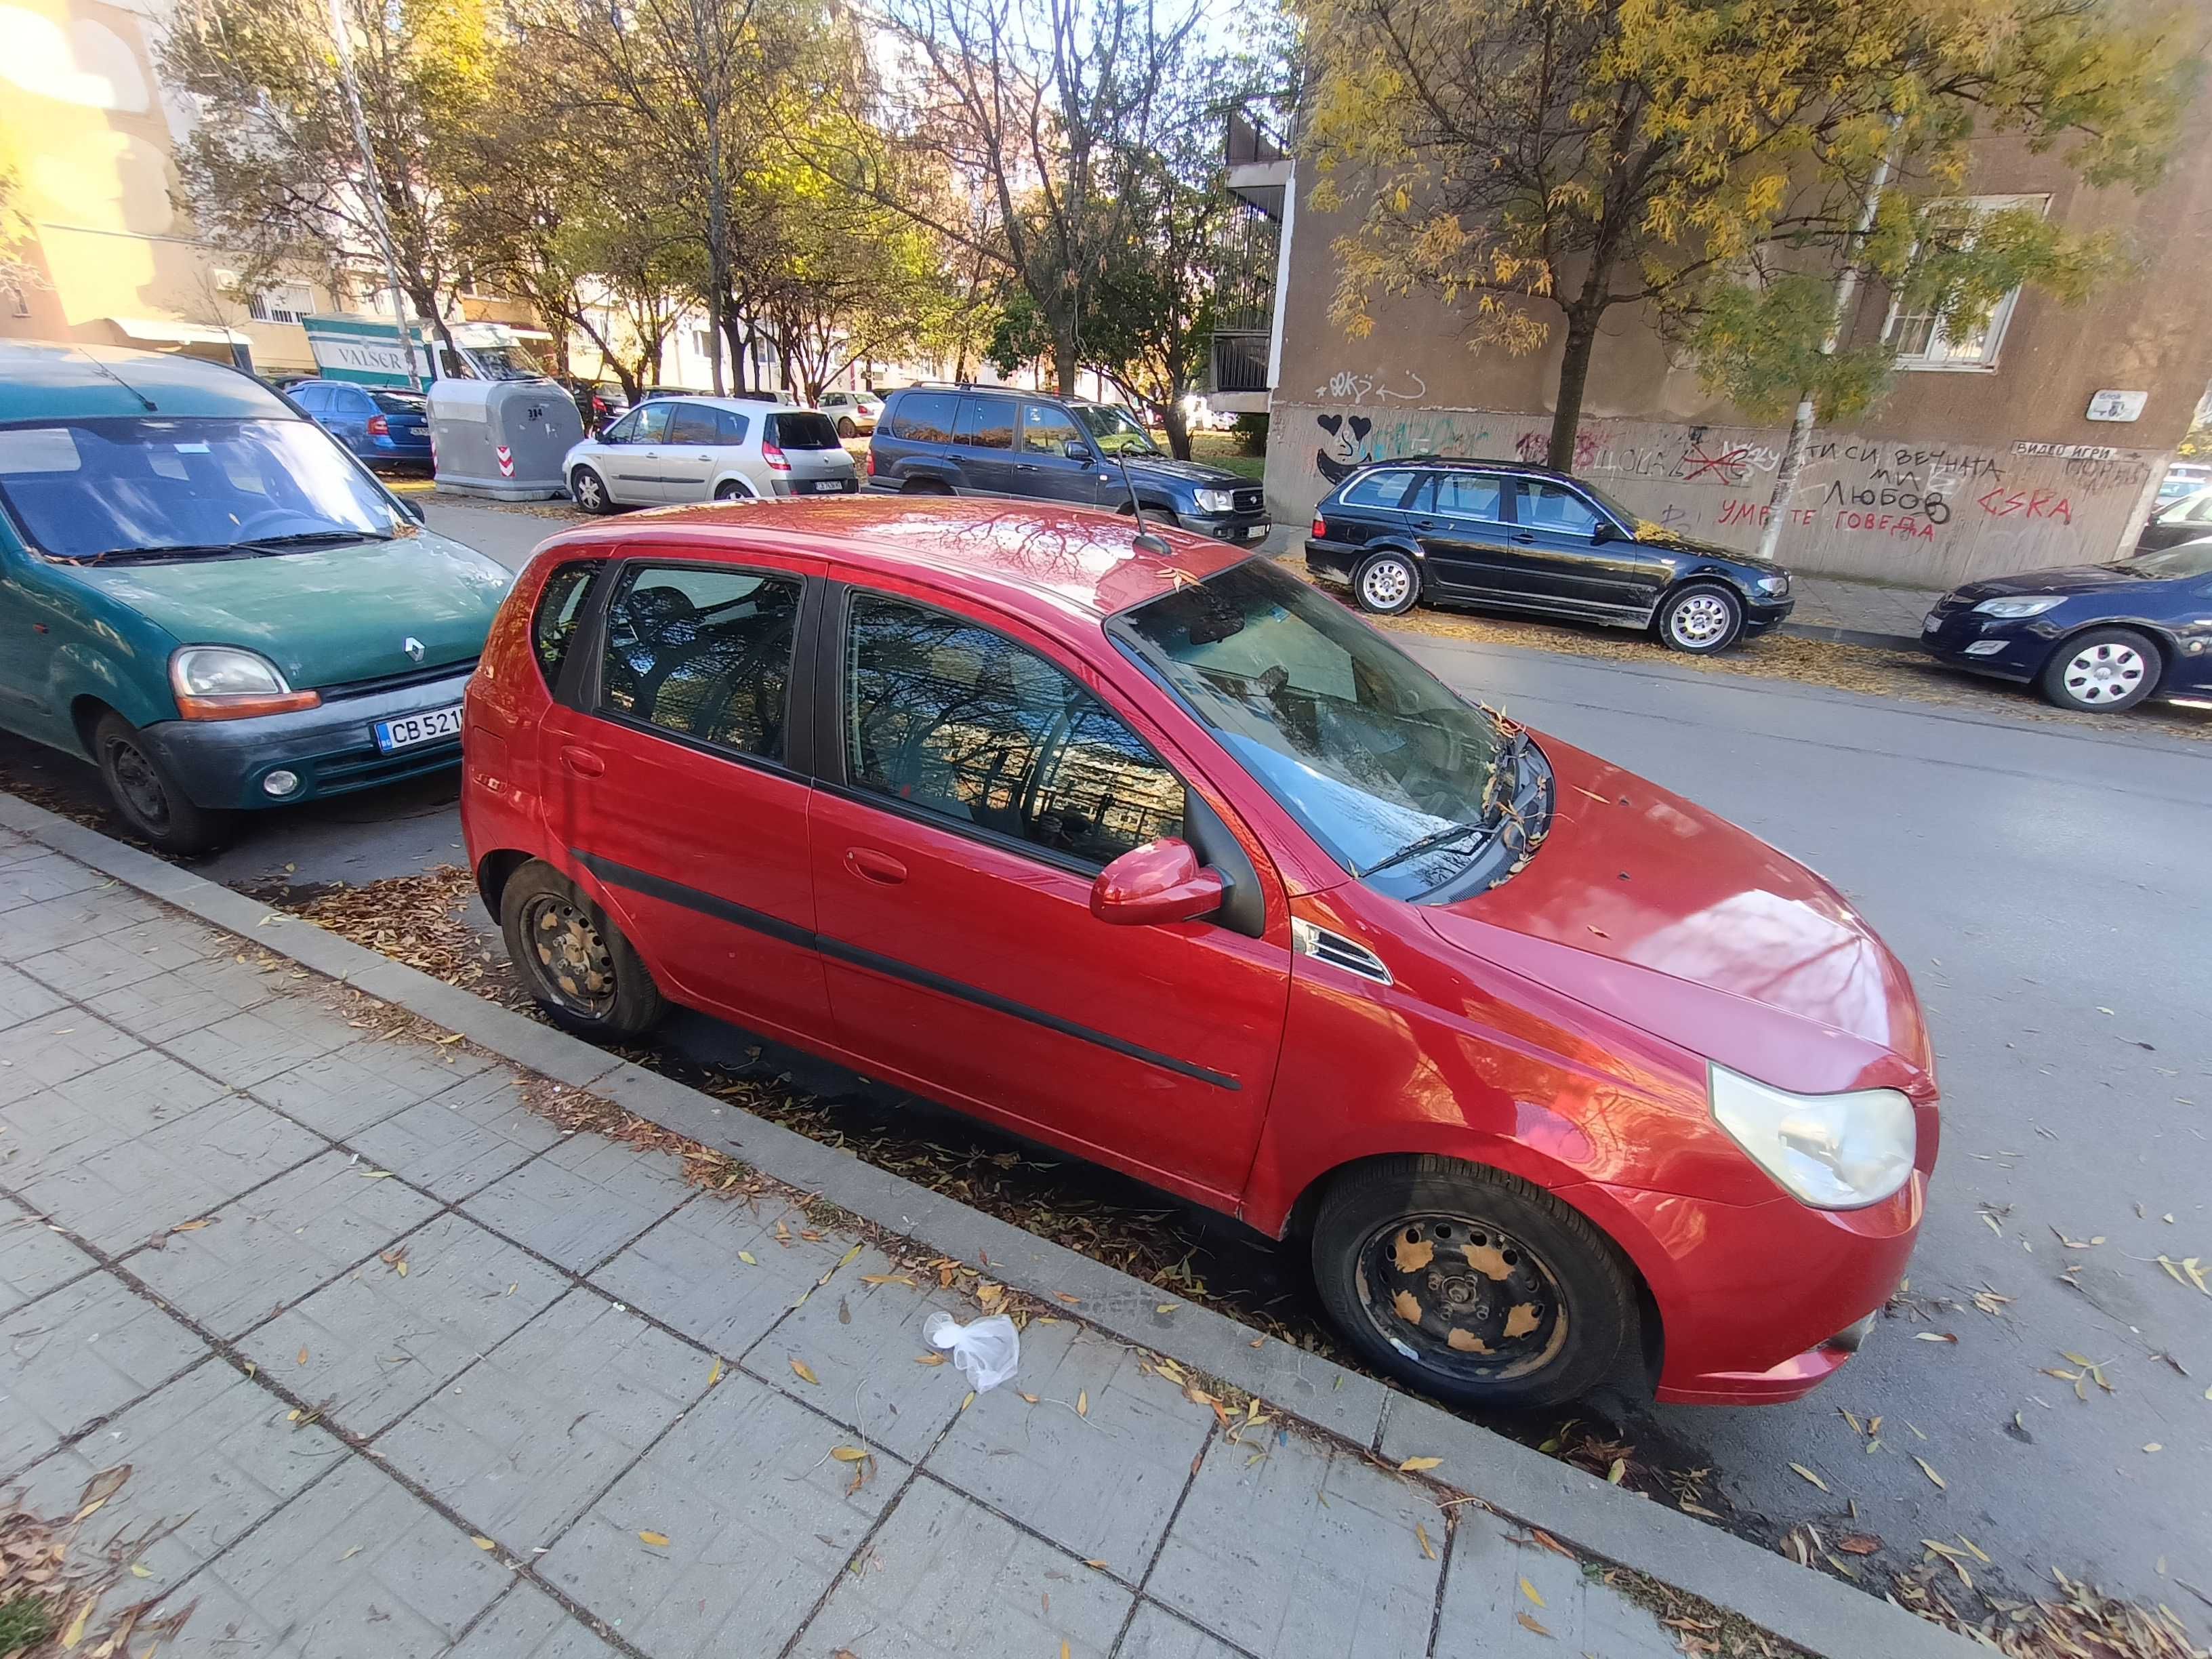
[2039,627,2158,712]
[91,712,236,855]
[570,466,615,514]
[1352,550,1420,616]
[499,861,667,1040]
[1656,582,1744,653]
[1311,1155,1635,1411]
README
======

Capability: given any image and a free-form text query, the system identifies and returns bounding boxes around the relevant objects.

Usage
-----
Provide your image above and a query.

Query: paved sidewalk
[0,827,1701,1658]
[1785,575,1943,645]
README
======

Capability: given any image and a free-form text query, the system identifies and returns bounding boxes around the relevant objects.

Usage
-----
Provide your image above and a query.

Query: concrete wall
[1268,110,2212,583]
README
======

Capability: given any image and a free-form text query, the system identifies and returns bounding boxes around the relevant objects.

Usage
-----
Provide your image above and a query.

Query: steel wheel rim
[105,737,171,831]
[2062,642,2146,704]
[1353,1211,1569,1385]
[1669,593,1732,647]
[520,894,617,1018]
[1361,560,1412,609]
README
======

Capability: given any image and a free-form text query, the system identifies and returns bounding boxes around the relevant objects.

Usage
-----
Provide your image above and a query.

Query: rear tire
[713,480,750,502]
[1351,550,1420,616]
[2038,627,2158,712]
[1311,1155,1635,1410]
[836,417,857,438]
[902,478,953,495]
[91,712,236,855]
[1656,582,1745,653]
[499,860,667,1040]
[570,466,615,514]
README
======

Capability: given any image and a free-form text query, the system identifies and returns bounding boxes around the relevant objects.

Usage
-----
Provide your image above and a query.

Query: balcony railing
[1210,330,1271,394]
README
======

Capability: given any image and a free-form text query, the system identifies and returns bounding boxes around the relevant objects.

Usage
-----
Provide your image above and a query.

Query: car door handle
[1511,532,1535,544]
[559,745,605,778]
[844,847,907,884]
[1412,519,1439,531]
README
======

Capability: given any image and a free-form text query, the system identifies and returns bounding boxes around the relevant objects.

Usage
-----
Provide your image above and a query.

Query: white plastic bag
[924,1311,1021,1392]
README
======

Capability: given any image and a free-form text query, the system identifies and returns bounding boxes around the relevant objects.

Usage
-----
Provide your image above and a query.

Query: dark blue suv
[865,386,1268,543]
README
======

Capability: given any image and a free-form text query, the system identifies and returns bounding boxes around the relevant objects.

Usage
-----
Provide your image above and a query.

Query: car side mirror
[1590,519,1615,544]
[1065,439,1095,464]
[1090,838,1225,927]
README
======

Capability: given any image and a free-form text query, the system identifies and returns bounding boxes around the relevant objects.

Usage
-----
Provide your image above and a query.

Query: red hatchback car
[460,498,1938,1411]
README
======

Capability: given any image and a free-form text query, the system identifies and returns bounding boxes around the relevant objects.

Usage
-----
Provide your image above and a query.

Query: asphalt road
[3,496,2207,1625]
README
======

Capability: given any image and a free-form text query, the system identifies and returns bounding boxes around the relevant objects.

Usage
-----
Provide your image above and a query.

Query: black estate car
[1306,457,1794,653]
[865,386,1269,543]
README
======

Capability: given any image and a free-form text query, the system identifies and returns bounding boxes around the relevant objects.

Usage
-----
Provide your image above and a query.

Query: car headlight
[1708,1063,1916,1209]
[1971,595,2065,619]
[1756,574,1789,596]
[1192,488,1237,514]
[169,646,321,720]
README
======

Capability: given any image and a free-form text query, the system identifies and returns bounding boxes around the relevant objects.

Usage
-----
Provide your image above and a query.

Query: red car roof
[535,497,1256,623]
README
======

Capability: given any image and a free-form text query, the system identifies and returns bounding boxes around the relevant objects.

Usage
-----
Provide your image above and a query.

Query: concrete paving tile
[924,1315,1214,1572]
[0,1271,207,1478]
[1432,1507,1681,1658]
[461,1131,689,1271]
[1120,1601,1254,1659]
[0,1212,96,1315]
[252,1034,497,1141]
[743,1242,970,1464]
[592,1192,852,1360]
[348,1067,558,1200]
[15,1359,347,1595]
[20,920,228,1002]
[0,963,66,1033]
[801,1475,1132,1659]
[448,1584,623,1659]
[16,1092,325,1251]
[178,1455,512,1658]
[540,1368,907,1657]
[0,888,169,954]
[0,851,106,911]
[378,1288,704,1549]
[0,1010,144,1097]
[86,955,284,1046]
[0,1050,239,1185]
[1147,1426,1444,1659]
[128,1148,443,1338]
[163,1000,361,1089]
[238,1211,567,1439]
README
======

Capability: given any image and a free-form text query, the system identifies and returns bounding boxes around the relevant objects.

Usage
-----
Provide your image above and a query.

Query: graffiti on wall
[1311,368,1431,406]
[1275,402,2167,584]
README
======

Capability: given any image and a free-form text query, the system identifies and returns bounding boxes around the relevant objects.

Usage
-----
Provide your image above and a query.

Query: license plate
[1923,612,1941,632]
[373,703,464,753]
[806,478,853,493]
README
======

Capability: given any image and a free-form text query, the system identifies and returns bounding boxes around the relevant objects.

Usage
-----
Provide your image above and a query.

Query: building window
[1882,194,2047,372]
[693,327,712,357]
[245,283,314,325]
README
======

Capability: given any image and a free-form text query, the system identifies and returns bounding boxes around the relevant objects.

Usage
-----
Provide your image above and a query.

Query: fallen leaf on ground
[790,1358,819,1385]
[961,1390,976,1411]
[1519,1576,1547,1607]
[1913,1456,1946,1490]
[737,1251,758,1265]
[471,1536,495,1550]
[1516,1611,1553,1637]
[638,1531,670,1548]
[830,1446,870,1462]
[1913,1332,1957,1344]
[1399,1456,1443,1473]
[707,1357,723,1387]
[1076,1389,1089,1417]
[296,1347,309,1366]
[1837,1534,1883,1555]
[1415,1521,1437,1560]
[1789,1463,1829,1492]
[860,1273,916,1287]
[1155,1303,1179,1314]
[914,1351,946,1366]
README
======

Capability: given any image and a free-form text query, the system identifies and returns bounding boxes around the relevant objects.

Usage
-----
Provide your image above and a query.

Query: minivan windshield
[1115,559,1507,887]
[1071,403,1160,456]
[0,416,408,562]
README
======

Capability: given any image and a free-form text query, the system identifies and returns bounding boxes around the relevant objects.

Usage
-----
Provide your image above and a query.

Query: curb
[0,790,1978,1659]
[1778,620,1925,651]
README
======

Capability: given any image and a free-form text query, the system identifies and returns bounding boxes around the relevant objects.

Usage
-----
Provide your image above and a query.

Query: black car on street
[1305,457,1794,653]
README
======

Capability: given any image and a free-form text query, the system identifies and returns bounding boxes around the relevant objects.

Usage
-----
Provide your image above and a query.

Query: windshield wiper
[1361,728,1530,880]
[232,531,392,552]
[1361,819,1491,880]
[63,529,387,566]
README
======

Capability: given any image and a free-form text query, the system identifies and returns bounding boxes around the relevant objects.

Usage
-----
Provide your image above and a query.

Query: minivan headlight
[1971,595,2064,618]
[1708,1063,1915,1209]
[1193,488,1237,514]
[169,646,321,720]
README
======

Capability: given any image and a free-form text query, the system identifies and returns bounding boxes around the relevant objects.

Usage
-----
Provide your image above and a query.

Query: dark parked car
[2137,487,2212,553]
[286,379,433,471]
[557,377,629,430]
[865,385,1269,544]
[1920,539,2212,712]
[1306,458,1794,653]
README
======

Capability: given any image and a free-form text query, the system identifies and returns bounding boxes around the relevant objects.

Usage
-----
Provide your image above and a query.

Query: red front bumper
[1582,1170,1927,1407]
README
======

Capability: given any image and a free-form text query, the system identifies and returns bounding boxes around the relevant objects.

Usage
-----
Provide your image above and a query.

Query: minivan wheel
[1312,1155,1635,1410]
[2039,627,2157,712]
[571,466,614,514]
[1353,551,1420,616]
[713,480,750,502]
[836,417,857,438]
[91,711,236,855]
[1656,582,1744,653]
[500,861,666,1040]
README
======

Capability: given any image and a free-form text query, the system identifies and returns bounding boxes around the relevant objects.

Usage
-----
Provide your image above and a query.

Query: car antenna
[1109,446,1172,557]
[73,347,157,412]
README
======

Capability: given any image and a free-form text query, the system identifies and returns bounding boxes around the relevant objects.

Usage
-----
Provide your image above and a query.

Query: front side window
[889,392,958,443]
[628,404,671,445]
[1519,481,1602,536]
[844,594,1184,866]
[1021,403,1082,455]
[0,417,409,562]
[599,565,801,760]
[954,397,1015,451]
[531,560,601,688]
[1070,403,1160,455]
[1115,558,1507,896]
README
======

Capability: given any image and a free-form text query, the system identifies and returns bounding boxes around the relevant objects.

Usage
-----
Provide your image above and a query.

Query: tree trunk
[1547,310,1600,472]
[1161,396,1191,460]
[1050,331,1080,396]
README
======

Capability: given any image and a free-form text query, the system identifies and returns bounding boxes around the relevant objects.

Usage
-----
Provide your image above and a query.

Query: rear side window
[291,385,329,413]
[1433,472,1506,519]
[599,564,802,760]
[954,396,1015,451]
[767,411,841,450]
[888,392,958,443]
[531,560,601,689]
[1341,469,1420,510]
[716,407,750,442]
[371,391,425,416]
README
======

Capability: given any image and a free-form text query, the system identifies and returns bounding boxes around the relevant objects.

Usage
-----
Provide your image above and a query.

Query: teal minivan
[0,342,514,852]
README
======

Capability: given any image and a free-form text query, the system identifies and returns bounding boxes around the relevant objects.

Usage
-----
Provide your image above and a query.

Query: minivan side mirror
[1065,438,1096,464]
[1090,838,1225,926]
[1590,518,1615,544]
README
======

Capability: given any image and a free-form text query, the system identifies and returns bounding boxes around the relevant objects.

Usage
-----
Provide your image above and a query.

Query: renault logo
[403,636,425,663]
